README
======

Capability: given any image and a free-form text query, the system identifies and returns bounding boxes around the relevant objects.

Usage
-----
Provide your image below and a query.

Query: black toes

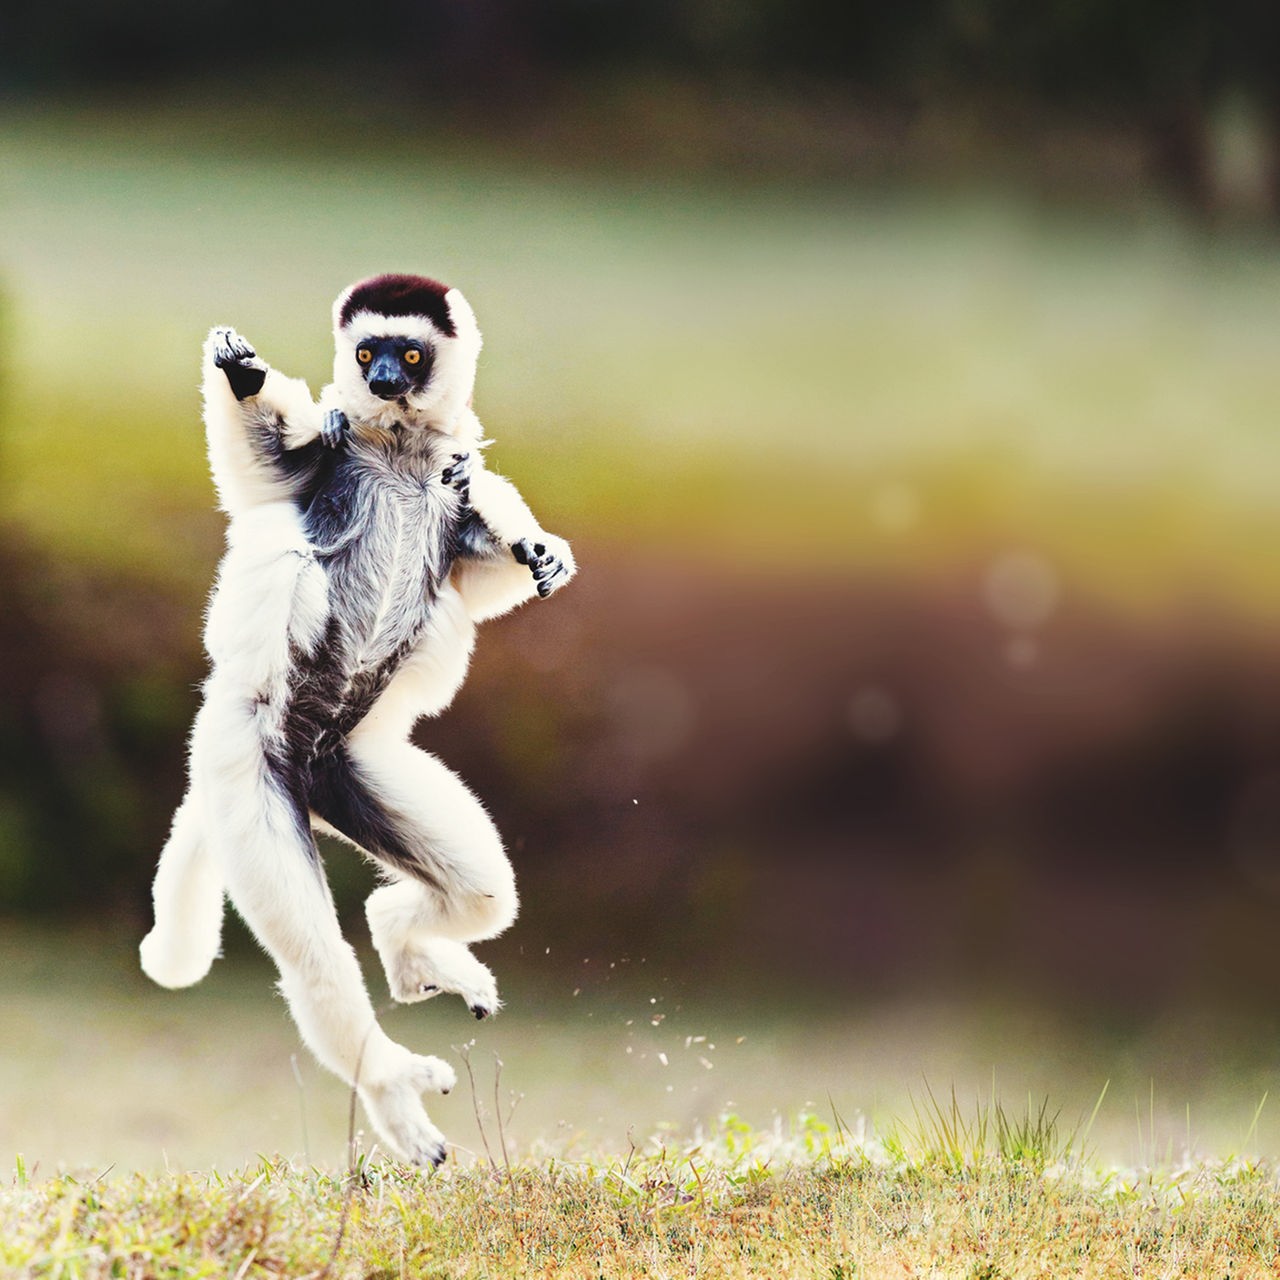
[442,451,473,492]
[212,329,267,400]
[212,327,256,365]
[533,560,567,597]
[512,539,532,565]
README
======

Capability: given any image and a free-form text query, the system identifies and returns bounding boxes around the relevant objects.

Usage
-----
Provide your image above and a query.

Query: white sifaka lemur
[139,273,575,1166]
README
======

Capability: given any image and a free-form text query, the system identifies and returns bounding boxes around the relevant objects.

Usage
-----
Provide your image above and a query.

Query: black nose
[367,351,407,399]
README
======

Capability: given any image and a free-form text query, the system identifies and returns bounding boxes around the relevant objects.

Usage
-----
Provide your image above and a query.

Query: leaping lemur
[139,273,575,1167]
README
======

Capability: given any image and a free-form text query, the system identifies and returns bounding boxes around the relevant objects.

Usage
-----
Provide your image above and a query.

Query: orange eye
[403,348,422,366]
[357,347,373,365]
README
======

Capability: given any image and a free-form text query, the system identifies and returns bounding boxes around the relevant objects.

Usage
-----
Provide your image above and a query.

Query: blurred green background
[5,0,1280,1171]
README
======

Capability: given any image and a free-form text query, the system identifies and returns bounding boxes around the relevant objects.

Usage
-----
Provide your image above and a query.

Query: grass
[5,1102,1280,1278]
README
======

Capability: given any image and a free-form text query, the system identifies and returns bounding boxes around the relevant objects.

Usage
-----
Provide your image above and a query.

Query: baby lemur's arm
[440,448,576,622]
[201,326,333,518]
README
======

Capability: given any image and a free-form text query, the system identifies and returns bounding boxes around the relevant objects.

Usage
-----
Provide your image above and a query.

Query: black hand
[211,326,267,400]
[512,538,569,597]
[441,451,473,497]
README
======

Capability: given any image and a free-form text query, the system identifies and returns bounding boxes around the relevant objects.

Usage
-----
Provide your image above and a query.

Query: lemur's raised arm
[201,326,333,518]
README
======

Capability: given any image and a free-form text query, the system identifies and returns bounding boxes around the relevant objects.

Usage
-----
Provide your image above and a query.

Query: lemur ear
[443,288,482,353]
[332,283,356,338]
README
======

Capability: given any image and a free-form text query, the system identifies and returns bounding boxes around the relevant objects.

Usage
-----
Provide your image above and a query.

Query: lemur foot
[440,451,472,498]
[379,937,501,1020]
[320,408,349,449]
[512,537,571,598]
[210,326,268,400]
[359,1051,456,1168]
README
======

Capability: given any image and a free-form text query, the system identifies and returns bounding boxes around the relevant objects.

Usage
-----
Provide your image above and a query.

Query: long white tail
[139,792,224,988]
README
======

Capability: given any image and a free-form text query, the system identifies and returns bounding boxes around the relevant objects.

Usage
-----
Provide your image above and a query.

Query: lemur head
[332,273,483,436]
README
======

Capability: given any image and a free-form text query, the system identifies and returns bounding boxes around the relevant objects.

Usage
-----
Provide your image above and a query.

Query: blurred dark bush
[2,0,1276,104]
[4,0,1280,213]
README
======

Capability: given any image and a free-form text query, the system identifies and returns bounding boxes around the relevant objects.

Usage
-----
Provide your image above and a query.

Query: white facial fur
[330,287,483,439]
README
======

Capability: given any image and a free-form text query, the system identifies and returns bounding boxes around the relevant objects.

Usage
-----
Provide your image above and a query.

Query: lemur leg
[191,692,456,1167]
[139,790,224,989]
[311,740,518,1019]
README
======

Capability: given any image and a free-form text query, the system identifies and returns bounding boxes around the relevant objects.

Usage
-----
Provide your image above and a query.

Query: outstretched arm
[443,456,576,622]
[202,326,336,517]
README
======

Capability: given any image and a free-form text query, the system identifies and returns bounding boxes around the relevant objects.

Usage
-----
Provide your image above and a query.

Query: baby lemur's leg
[191,681,456,1167]
[310,738,518,1019]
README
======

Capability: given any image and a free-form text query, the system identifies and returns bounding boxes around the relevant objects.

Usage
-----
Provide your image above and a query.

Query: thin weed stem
[318,1020,377,1280]
[455,1041,497,1171]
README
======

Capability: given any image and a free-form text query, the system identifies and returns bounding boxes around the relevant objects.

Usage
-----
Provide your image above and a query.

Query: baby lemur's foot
[378,937,501,1020]
[210,327,267,400]
[359,1050,456,1168]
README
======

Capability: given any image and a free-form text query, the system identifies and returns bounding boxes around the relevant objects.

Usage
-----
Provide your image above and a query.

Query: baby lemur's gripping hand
[512,537,571,598]
[320,409,349,449]
[441,451,473,499]
[210,327,268,401]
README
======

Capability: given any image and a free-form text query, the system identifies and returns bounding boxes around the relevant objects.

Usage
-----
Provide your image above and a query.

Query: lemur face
[355,335,434,401]
[332,273,483,433]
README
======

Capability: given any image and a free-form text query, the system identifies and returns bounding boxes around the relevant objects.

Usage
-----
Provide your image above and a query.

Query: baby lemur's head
[332,273,483,436]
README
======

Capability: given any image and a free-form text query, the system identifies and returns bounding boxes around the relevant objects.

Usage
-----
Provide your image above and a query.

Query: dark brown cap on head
[338,274,457,337]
